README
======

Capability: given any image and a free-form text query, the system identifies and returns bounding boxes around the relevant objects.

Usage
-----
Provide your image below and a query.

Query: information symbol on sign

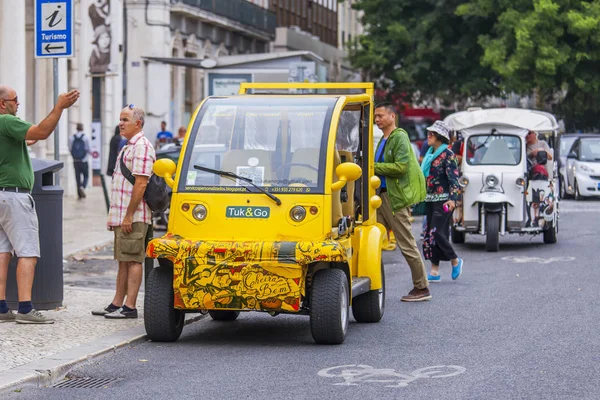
[41,2,67,31]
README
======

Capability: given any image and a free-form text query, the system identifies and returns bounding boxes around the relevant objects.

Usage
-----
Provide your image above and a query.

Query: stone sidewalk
[62,184,113,257]
[0,186,192,393]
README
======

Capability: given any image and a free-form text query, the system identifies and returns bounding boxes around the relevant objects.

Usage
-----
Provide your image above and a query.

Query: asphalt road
[9,199,600,399]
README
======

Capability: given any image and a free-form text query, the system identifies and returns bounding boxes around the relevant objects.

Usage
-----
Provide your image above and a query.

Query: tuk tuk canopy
[444,108,559,137]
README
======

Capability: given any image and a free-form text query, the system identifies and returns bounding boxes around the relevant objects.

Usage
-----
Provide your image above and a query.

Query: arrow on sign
[44,43,64,53]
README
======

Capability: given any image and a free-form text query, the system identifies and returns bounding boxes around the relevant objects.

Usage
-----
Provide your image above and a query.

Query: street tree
[348,0,502,104]
[349,0,600,130]
[457,0,600,130]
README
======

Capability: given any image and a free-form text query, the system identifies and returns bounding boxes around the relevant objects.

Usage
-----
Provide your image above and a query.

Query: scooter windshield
[178,97,337,194]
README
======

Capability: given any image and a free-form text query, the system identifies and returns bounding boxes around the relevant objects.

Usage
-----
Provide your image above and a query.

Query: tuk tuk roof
[444,108,559,134]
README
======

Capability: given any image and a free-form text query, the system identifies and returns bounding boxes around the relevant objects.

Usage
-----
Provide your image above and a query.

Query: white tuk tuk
[444,108,559,251]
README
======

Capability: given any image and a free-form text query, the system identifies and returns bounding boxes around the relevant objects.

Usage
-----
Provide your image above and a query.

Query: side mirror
[153,158,177,188]
[567,151,577,160]
[331,162,362,191]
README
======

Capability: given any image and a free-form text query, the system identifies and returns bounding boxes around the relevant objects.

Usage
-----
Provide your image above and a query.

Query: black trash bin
[6,159,64,310]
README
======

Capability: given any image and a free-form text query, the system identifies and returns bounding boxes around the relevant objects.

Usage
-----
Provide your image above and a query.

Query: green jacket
[374,128,426,211]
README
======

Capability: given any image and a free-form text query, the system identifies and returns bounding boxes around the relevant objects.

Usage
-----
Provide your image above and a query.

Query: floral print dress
[422,148,460,261]
[425,148,460,203]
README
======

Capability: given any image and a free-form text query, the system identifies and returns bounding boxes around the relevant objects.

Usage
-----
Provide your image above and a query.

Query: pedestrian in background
[155,120,173,149]
[421,121,463,282]
[106,125,123,176]
[0,84,79,324]
[69,123,91,199]
[373,103,430,302]
[93,105,155,319]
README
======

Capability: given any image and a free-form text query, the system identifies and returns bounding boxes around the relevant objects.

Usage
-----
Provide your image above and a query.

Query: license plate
[226,206,270,219]
[598,182,600,190]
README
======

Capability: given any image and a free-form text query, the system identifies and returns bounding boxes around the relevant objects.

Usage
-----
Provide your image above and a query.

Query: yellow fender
[357,224,383,290]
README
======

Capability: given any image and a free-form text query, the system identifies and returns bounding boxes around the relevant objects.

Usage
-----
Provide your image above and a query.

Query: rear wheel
[543,220,557,244]
[208,310,240,321]
[485,213,500,252]
[352,262,385,323]
[451,227,465,244]
[144,265,185,342]
[310,269,349,344]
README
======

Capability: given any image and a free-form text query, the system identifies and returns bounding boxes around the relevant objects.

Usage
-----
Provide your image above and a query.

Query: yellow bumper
[147,234,349,312]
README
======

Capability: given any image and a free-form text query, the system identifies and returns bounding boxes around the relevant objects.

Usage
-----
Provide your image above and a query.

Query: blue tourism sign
[35,0,74,58]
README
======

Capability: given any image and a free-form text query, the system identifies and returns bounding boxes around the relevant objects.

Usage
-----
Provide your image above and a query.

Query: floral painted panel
[147,235,349,312]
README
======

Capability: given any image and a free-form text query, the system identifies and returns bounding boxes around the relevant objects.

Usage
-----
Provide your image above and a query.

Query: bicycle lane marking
[501,256,575,264]
[317,364,466,388]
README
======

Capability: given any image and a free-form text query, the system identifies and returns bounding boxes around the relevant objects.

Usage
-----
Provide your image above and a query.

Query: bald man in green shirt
[0,84,79,324]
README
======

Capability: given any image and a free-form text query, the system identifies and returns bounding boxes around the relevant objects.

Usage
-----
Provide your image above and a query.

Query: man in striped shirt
[92,105,155,319]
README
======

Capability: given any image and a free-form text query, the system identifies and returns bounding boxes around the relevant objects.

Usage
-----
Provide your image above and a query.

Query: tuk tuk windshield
[179,97,336,194]
[466,134,522,166]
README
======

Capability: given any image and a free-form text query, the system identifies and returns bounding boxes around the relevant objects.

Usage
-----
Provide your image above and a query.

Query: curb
[0,314,205,394]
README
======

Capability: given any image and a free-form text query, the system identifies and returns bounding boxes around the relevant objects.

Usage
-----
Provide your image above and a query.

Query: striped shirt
[107,131,155,227]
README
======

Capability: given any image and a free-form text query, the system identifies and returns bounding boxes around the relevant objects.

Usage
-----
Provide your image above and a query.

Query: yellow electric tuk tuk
[145,83,385,344]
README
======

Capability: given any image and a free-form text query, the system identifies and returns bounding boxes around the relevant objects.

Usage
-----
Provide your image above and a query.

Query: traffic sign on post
[34,0,74,58]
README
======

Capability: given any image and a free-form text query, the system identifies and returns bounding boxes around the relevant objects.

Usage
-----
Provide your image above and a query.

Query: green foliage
[349,0,600,130]
[349,0,502,102]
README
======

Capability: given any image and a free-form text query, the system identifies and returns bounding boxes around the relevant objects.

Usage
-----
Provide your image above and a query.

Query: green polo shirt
[0,114,34,190]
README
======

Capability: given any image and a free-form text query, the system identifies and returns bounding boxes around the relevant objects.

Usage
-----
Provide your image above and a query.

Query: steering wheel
[276,162,319,178]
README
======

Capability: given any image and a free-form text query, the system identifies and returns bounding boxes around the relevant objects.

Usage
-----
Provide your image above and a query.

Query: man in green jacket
[374,103,430,302]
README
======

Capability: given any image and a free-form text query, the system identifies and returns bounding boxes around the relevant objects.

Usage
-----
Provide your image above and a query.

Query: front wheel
[310,269,349,344]
[574,180,584,200]
[352,262,385,323]
[560,178,570,199]
[485,213,500,252]
[144,265,185,342]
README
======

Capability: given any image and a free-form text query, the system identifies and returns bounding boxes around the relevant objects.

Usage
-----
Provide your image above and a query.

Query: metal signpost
[34,0,74,184]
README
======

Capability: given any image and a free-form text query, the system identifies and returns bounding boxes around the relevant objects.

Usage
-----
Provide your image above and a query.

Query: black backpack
[71,134,87,160]
[119,155,169,212]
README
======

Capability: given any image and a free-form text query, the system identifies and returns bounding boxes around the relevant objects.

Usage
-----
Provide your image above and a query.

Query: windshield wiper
[193,164,282,206]
[475,129,498,152]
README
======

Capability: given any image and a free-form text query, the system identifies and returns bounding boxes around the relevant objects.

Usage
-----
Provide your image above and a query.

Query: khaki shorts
[0,192,40,257]
[113,222,149,263]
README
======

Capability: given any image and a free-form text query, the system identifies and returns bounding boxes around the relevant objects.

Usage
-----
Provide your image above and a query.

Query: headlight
[192,204,207,221]
[485,175,499,187]
[290,206,306,222]
[458,176,469,187]
[516,177,526,187]
[580,164,594,173]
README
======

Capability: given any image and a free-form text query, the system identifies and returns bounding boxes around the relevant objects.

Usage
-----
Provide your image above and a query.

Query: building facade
[0,0,362,197]
[338,0,363,51]
[0,0,277,196]
[269,0,338,48]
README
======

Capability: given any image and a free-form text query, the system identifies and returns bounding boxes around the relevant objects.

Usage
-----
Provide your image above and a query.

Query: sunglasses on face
[2,96,18,103]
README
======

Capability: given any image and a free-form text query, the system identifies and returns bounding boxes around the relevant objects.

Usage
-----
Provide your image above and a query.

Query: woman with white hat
[421,120,463,282]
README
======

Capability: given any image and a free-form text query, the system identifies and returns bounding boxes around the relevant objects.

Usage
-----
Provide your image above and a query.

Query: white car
[564,136,600,199]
